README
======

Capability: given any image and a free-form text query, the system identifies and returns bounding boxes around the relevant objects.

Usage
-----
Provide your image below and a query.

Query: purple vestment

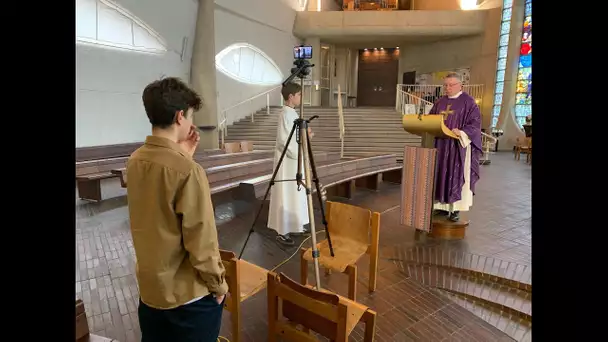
[429,92,482,204]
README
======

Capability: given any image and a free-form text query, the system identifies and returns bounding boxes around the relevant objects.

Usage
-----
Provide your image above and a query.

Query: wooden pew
[267,272,377,342]
[76,158,127,201]
[76,299,116,341]
[76,149,229,202]
[239,154,402,201]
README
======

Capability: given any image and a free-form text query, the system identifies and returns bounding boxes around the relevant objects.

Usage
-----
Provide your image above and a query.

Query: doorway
[356,48,400,107]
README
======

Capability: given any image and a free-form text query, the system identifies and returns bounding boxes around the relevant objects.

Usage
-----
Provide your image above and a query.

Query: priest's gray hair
[445,72,463,84]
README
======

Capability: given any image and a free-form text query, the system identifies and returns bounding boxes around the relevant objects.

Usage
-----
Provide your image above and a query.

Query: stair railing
[481,131,498,163]
[337,84,346,158]
[397,83,485,109]
[395,85,434,115]
[218,85,282,147]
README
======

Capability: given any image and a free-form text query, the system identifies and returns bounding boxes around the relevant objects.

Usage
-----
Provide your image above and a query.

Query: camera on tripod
[290,45,314,79]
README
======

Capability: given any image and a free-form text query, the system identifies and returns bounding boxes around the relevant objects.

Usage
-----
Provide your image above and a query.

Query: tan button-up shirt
[126,136,228,309]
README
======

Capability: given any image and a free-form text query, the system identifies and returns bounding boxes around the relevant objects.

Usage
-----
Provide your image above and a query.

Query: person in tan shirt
[127,77,228,342]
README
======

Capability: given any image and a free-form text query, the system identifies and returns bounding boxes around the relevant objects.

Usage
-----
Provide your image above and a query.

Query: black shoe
[276,234,295,246]
[433,210,449,217]
[448,211,460,222]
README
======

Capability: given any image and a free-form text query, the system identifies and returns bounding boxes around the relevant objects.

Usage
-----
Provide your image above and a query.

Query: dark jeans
[138,294,224,342]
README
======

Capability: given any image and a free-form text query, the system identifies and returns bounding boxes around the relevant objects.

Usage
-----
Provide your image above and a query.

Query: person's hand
[452,128,461,137]
[178,125,200,157]
[308,127,314,139]
[215,294,226,305]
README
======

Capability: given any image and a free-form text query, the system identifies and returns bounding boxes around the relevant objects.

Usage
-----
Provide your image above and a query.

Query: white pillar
[190,0,219,149]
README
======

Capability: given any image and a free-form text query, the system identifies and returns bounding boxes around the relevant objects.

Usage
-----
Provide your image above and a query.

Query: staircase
[221,106,421,160]
[393,245,532,341]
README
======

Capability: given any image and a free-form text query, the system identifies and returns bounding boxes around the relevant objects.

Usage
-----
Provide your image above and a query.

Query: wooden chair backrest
[76,299,89,340]
[326,201,372,246]
[269,272,347,340]
[219,250,238,290]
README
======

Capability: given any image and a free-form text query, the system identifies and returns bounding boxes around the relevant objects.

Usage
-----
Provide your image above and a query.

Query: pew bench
[238,154,402,201]
[76,157,127,201]
[77,148,228,201]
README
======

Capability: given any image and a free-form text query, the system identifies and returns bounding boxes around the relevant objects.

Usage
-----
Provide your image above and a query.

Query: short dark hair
[142,77,202,129]
[281,82,302,101]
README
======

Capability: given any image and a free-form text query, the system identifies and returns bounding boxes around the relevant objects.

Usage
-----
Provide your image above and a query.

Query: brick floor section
[75,152,530,341]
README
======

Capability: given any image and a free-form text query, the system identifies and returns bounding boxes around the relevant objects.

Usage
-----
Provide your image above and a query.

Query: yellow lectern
[402,114,458,148]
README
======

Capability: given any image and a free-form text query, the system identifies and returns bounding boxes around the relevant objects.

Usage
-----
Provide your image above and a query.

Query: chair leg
[363,310,377,342]
[231,302,241,342]
[267,280,278,342]
[347,264,357,301]
[300,248,308,285]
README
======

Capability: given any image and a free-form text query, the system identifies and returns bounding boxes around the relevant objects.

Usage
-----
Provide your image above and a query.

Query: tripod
[237,78,335,290]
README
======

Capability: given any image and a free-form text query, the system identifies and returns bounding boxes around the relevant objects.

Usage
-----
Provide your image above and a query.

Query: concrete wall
[76,0,198,148]
[214,0,301,125]
[398,7,501,129]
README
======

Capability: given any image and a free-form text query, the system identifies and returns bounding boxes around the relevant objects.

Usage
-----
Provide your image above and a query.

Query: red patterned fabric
[400,146,437,232]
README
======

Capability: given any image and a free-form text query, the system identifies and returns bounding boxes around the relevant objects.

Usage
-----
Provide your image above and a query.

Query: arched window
[215,43,284,86]
[514,0,532,127]
[76,0,167,54]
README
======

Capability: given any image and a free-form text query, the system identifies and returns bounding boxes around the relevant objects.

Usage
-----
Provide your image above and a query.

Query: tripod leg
[305,132,335,257]
[238,122,299,259]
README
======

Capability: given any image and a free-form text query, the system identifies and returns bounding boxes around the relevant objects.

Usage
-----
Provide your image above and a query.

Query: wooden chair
[219,250,269,342]
[514,137,532,163]
[76,299,115,341]
[267,271,377,342]
[300,201,380,301]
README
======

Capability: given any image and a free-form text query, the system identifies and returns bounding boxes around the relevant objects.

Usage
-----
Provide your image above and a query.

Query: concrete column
[305,37,321,106]
[190,0,219,150]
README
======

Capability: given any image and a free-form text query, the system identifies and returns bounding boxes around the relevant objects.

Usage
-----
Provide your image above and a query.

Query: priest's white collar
[448,91,463,99]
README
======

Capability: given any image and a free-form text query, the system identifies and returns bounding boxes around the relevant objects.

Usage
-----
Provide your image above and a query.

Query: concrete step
[433,289,532,342]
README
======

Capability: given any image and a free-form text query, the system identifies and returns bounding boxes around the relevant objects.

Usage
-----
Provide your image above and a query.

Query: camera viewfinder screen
[294,46,312,60]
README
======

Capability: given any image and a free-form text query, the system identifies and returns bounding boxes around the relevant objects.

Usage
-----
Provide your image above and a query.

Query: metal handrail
[337,84,346,158]
[395,86,433,115]
[218,85,282,147]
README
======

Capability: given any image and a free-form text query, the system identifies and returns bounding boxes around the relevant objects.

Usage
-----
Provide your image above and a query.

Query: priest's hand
[179,125,200,157]
[452,128,461,137]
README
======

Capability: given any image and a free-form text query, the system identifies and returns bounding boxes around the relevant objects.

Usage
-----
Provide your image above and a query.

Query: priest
[429,72,482,222]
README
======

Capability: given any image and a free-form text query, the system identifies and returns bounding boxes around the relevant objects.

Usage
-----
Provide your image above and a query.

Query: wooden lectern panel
[402,114,458,139]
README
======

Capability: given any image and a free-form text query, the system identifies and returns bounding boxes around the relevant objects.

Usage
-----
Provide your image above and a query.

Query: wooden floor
[75,152,531,342]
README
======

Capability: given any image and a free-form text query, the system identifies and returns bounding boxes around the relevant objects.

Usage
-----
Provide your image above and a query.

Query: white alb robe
[433,91,474,213]
[268,106,310,236]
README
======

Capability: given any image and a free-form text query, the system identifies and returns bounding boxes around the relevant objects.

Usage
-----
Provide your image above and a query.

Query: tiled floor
[75,152,531,341]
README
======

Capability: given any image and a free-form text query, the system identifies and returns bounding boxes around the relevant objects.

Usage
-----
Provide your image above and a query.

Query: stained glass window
[499,34,509,46]
[494,94,503,105]
[502,8,512,21]
[498,46,508,58]
[496,70,505,82]
[491,0,514,128]
[500,21,511,35]
[515,0,532,128]
[495,82,504,94]
[497,58,507,70]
